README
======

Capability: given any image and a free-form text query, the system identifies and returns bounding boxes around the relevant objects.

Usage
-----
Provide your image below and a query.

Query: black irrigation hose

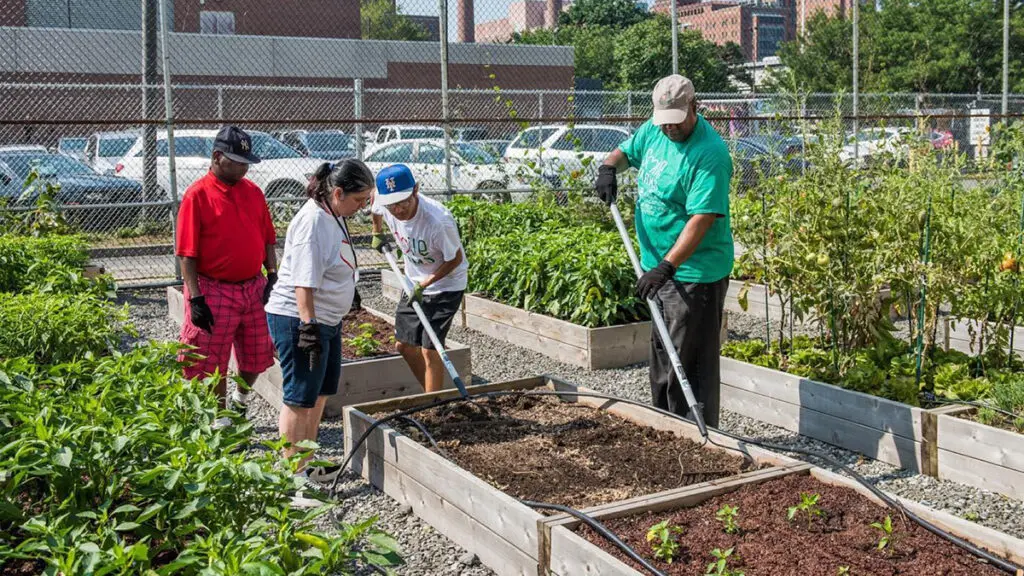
[925,397,1021,422]
[392,415,448,456]
[328,388,1024,574]
[521,501,667,576]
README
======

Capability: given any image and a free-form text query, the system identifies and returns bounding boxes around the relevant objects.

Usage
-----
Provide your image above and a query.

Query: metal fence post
[354,78,364,161]
[670,0,679,75]
[158,0,181,281]
[538,92,544,121]
[626,92,632,128]
[1002,0,1010,118]
[142,0,159,221]
[852,0,860,165]
[439,0,453,197]
[217,86,224,122]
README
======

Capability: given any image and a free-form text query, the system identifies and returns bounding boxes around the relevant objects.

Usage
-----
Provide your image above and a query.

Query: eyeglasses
[387,195,416,209]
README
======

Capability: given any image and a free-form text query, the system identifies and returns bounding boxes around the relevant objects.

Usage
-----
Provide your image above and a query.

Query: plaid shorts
[180,275,275,380]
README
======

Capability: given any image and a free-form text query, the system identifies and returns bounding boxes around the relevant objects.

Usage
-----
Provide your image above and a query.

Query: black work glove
[595,165,618,206]
[189,295,215,333]
[351,288,363,311]
[297,321,322,372]
[636,260,677,301]
[262,272,278,306]
[374,234,396,255]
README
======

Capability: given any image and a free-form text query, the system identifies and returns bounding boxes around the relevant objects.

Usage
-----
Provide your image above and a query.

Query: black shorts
[395,290,464,350]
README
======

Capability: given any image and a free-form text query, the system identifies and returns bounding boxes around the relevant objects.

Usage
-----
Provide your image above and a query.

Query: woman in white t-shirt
[265,159,374,486]
[370,164,468,393]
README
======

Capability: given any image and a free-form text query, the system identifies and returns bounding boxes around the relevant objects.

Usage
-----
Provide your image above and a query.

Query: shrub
[0,293,132,364]
[0,344,401,574]
[0,235,94,294]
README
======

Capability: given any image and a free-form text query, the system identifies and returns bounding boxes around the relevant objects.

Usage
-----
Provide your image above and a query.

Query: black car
[0,151,144,232]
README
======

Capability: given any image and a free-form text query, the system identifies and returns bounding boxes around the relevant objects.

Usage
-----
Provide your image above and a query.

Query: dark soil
[580,473,1006,575]
[400,395,756,510]
[341,308,398,361]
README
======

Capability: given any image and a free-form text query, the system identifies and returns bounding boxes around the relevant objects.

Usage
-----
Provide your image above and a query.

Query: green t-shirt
[619,116,734,283]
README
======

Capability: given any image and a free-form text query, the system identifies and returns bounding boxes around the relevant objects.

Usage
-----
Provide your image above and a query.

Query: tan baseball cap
[652,75,695,126]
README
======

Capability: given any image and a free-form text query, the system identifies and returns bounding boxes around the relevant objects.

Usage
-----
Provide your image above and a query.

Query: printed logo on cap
[385,177,397,192]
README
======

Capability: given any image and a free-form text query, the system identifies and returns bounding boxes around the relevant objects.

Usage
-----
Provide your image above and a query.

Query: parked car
[280,130,357,161]
[0,150,143,231]
[374,125,445,145]
[503,124,632,185]
[729,135,808,191]
[57,137,88,161]
[839,127,914,165]
[475,139,512,158]
[930,130,955,150]
[454,127,488,141]
[116,130,323,203]
[85,131,140,175]
[0,145,49,154]
[363,139,530,201]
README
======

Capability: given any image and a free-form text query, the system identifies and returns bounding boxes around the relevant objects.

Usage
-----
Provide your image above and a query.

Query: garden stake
[608,202,709,439]
[381,248,469,398]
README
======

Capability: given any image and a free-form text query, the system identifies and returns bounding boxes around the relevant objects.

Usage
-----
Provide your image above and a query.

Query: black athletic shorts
[394,290,464,350]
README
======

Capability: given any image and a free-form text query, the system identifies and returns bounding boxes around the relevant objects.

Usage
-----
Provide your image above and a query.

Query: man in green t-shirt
[596,74,734,426]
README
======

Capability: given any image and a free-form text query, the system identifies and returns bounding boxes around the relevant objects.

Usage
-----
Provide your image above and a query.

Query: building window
[200,11,235,35]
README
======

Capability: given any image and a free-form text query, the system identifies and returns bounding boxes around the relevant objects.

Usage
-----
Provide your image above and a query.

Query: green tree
[775,12,854,92]
[361,0,431,41]
[615,16,735,92]
[515,25,618,85]
[557,0,649,30]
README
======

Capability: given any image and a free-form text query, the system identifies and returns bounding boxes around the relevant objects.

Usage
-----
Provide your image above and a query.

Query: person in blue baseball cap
[371,164,468,393]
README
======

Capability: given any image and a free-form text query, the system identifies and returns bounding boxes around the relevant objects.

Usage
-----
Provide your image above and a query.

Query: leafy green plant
[870,515,900,555]
[837,566,852,575]
[6,168,74,237]
[715,504,740,534]
[345,322,385,358]
[645,520,683,564]
[705,547,744,576]
[787,492,825,530]
[0,234,91,293]
[0,344,402,574]
[0,293,133,364]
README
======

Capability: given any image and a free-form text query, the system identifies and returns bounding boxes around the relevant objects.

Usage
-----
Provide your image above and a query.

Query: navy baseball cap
[374,164,417,209]
[213,125,261,164]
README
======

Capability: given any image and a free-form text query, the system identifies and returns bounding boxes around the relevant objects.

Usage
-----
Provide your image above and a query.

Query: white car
[373,125,445,146]
[363,139,530,201]
[116,129,325,200]
[839,127,915,165]
[503,124,632,185]
[85,131,140,175]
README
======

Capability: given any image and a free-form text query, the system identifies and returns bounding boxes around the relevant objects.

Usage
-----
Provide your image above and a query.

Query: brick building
[476,0,572,43]
[653,0,795,62]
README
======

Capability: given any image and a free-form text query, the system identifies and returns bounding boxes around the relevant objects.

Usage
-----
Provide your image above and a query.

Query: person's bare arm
[180,256,201,296]
[296,287,316,323]
[420,249,463,289]
[663,214,718,268]
[603,148,630,172]
[264,244,277,274]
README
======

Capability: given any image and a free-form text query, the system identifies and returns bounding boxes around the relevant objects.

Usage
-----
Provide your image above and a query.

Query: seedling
[716,504,740,534]
[345,323,384,357]
[787,492,825,530]
[705,547,744,576]
[837,567,851,575]
[645,520,683,564]
[870,515,900,555]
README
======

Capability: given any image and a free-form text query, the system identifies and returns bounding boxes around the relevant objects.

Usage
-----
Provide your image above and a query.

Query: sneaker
[303,464,343,484]
[231,388,251,412]
[289,490,324,509]
[212,417,232,430]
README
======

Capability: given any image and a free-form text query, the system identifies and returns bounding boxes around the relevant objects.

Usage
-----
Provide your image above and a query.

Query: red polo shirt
[175,172,277,283]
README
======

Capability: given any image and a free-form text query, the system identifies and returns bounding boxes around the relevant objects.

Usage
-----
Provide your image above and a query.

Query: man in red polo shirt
[175,125,278,428]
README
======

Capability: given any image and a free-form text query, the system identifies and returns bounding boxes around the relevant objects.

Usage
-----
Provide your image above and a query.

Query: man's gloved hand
[636,260,677,301]
[408,282,425,304]
[595,165,618,206]
[189,295,215,333]
[263,272,278,305]
[297,321,321,371]
[372,233,395,254]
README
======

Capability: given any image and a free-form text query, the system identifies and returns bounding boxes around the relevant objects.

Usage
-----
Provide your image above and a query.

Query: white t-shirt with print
[266,199,357,325]
[373,195,468,295]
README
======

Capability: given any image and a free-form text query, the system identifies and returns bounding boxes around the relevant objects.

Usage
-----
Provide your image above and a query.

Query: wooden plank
[724,279,784,318]
[937,413,1024,474]
[946,317,1024,355]
[586,322,651,370]
[368,452,537,576]
[166,286,185,326]
[938,449,1024,501]
[463,310,590,368]
[721,358,924,442]
[348,410,545,559]
[721,382,924,472]
[548,524,637,576]
[463,294,589,349]
[348,375,549,414]
[920,408,939,478]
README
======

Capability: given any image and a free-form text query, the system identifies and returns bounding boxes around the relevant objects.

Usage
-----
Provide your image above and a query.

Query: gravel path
[119,282,1024,575]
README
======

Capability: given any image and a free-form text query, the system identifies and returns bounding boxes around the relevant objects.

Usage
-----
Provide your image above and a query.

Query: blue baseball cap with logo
[373,164,417,209]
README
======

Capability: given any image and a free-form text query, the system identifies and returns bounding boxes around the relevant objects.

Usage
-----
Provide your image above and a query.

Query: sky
[398,0,658,33]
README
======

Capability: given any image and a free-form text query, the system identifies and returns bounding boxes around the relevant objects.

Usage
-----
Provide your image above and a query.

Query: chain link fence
[1,0,1022,287]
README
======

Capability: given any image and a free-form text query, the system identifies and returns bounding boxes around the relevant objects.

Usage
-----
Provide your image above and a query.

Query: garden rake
[380,246,470,398]
[608,202,709,439]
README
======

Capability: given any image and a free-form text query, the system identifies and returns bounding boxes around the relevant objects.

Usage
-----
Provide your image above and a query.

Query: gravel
[119,281,1024,574]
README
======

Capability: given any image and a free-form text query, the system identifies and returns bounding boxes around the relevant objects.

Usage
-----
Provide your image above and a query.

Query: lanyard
[318,199,359,277]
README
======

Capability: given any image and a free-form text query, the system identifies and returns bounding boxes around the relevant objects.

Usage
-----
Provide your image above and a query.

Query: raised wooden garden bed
[381,270,726,370]
[541,459,1024,575]
[166,286,472,417]
[343,376,803,576]
[927,404,1024,501]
